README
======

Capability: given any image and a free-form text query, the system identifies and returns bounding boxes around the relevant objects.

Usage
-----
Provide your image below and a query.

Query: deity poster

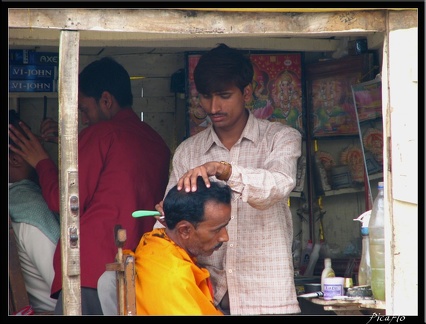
[351,78,382,122]
[306,53,378,137]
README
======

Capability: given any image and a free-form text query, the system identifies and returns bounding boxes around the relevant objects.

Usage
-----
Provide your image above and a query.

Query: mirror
[351,76,384,210]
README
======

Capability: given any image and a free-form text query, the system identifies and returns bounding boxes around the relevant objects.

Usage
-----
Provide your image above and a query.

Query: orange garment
[129,228,223,315]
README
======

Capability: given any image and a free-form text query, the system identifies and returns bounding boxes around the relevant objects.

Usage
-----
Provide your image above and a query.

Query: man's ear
[100,91,113,110]
[176,221,192,239]
[243,84,253,102]
[100,91,120,119]
[9,152,22,167]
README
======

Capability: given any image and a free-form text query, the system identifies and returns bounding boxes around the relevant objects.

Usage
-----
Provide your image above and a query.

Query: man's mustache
[214,242,223,250]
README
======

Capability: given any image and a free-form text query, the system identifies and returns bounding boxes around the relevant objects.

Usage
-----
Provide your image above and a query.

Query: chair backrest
[9,215,30,314]
[105,226,136,315]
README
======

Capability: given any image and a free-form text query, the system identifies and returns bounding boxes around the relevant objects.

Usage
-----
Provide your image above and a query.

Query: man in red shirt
[9,57,171,315]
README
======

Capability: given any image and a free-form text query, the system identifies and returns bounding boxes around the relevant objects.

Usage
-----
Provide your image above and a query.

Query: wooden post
[58,30,82,315]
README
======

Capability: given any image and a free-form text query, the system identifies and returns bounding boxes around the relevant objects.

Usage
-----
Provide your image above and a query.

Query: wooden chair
[9,215,31,315]
[105,225,136,315]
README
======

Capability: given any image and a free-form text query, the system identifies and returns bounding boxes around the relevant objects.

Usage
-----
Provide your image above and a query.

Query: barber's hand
[177,161,228,192]
[40,118,59,143]
[9,122,50,168]
[154,200,167,227]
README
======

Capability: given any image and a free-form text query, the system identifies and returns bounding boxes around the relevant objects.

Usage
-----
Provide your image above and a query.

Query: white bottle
[354,210,372,286]
[321,258,336,291]
[359,232,372,286]
[299,240,313,275]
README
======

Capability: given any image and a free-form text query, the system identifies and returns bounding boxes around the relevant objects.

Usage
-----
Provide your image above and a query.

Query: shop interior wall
[9,48,374,268]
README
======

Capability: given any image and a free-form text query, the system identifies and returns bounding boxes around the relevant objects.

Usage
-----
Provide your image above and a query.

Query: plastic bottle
[321,258,336,291]
[304,242,321,277]
[369,181,385,300]
[299,240,313,275]
[292,239,301,276]
[354,210,372,286]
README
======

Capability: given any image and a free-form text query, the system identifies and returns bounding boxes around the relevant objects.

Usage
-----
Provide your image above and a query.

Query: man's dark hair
[79,57,133,107]
[163,176,232,229]
[194,43,254,95]
[9,110,29,146]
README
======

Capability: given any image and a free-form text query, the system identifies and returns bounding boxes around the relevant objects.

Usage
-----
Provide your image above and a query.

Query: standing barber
[155,44,302,315]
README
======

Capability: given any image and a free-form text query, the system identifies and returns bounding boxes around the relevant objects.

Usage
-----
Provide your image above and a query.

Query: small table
[308,297,386,315]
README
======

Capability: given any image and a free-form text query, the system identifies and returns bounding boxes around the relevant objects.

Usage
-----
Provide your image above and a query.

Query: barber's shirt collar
[202,110,258,154]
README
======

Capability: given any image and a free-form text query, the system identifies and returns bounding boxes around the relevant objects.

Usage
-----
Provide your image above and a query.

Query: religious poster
[185,52,303,137]
[351,78,382,122]
[186,54,207,137]
[306,53,378,138]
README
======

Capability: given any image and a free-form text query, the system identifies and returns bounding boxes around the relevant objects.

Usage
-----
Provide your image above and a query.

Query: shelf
[322,173,383,197]
[289,171,382,199]
[323,187,365,197]
[9,93,58,98]
[369,172,384,181]
[290,191,303,198]
[309,297,386,315]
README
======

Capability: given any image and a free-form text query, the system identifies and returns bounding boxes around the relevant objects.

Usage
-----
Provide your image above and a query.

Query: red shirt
[35,109,171,297]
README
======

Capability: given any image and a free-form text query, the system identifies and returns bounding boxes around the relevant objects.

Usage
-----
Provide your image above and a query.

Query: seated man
[98,176,231,315]
[8,110,60,313]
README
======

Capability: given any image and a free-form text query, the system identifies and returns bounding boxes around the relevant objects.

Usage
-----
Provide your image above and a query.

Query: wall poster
[306,53,378,138]
[185,52,304,137]
[351,78,382,122]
